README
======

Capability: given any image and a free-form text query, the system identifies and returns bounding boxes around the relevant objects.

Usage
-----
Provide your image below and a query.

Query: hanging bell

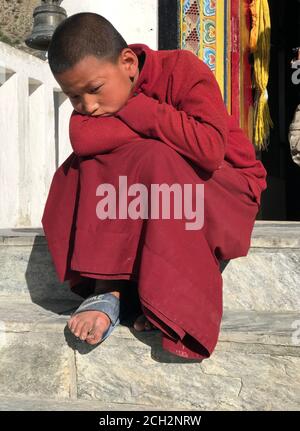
[25,0,67,51]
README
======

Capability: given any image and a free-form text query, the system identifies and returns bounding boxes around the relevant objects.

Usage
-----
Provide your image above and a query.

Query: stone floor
[0,222,300,410]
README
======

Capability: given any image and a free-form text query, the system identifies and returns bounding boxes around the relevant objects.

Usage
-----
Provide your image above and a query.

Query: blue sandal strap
[101,317,120,342]
[73,292,120,326]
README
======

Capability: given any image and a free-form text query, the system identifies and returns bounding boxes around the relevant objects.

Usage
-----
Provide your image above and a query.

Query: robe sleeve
[115,49,229,173]
[69,110,143,156]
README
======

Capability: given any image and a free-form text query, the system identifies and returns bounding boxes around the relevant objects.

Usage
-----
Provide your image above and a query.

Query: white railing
[0,0,158,229]
[0,41,73,228]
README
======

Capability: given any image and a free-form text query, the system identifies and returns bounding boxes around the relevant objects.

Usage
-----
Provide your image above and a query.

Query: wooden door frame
[158,0,179,50]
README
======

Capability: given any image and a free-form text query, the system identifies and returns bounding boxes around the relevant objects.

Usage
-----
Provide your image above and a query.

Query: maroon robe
[42,44,267,360]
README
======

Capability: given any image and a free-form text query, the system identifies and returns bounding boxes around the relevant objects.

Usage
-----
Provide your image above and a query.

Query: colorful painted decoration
[179,0,257,142]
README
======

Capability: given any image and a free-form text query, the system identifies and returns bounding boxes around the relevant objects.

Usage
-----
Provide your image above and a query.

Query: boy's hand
[114,92,158,135]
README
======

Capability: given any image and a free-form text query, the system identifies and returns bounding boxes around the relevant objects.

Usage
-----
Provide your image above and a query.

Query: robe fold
[42,44,267,360]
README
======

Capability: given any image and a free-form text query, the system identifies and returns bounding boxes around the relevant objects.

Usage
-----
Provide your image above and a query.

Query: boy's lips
[91,112,112,117]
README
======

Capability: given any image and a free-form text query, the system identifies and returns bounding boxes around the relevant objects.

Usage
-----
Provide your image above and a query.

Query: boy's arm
[69,110,143,156]
[115,49,228,173]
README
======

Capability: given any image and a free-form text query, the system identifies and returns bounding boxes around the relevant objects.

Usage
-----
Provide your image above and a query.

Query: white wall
[61,0,158,48]
[0,42,63,228]
[0,0,158,228]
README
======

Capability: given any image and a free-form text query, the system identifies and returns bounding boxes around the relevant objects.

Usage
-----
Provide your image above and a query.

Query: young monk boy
[42,12,267,360]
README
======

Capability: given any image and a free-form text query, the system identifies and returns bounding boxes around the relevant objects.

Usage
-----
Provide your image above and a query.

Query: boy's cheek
[112,97,132,116]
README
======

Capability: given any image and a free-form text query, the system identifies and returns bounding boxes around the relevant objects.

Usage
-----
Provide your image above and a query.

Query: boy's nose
[82,97,99,115]
[83,103,99,116]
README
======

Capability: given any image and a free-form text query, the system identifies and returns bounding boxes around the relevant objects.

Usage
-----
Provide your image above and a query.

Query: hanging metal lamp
[25,0,67,51]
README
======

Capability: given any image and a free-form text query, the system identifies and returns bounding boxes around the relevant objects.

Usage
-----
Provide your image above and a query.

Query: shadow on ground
[23,232,82,315]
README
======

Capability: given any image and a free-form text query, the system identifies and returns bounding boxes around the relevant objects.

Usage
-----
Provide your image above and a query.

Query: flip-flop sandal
[71,292,120,344]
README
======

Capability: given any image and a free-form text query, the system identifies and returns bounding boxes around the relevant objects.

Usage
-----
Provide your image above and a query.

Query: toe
[67,315,79,335]
[134,315,155,331]
[133,314,147,331]
[73,319,85,338]
[79,322,92,341]
[144,319,153,331]
[86,316,111,345]
[68,315,77,332]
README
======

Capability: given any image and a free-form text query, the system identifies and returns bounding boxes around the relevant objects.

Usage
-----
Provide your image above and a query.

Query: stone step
[1,222,300,312]
[0,300,299,410]
[0,227,79,303]
[0,395,166,411]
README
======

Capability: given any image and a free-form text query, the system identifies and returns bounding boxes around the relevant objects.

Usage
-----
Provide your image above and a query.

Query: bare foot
[68,280,120,345]
[133,314,156,331]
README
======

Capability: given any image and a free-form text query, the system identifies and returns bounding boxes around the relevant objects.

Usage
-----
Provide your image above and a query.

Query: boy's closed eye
[67,85,103,99]
[90,85,102,93]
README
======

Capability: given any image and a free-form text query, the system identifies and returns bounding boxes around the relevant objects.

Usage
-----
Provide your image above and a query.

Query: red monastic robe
[42,44,267,360]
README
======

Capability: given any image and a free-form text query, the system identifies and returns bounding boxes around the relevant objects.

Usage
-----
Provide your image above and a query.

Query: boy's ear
[119,48,139,76]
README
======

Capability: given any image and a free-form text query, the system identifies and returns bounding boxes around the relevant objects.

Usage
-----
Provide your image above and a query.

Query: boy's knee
[137,140,183,181]
[141,139,185,166]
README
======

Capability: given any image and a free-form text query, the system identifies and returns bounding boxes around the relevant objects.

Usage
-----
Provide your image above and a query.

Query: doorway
[261,0,300,220]
[158,0,300,221]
